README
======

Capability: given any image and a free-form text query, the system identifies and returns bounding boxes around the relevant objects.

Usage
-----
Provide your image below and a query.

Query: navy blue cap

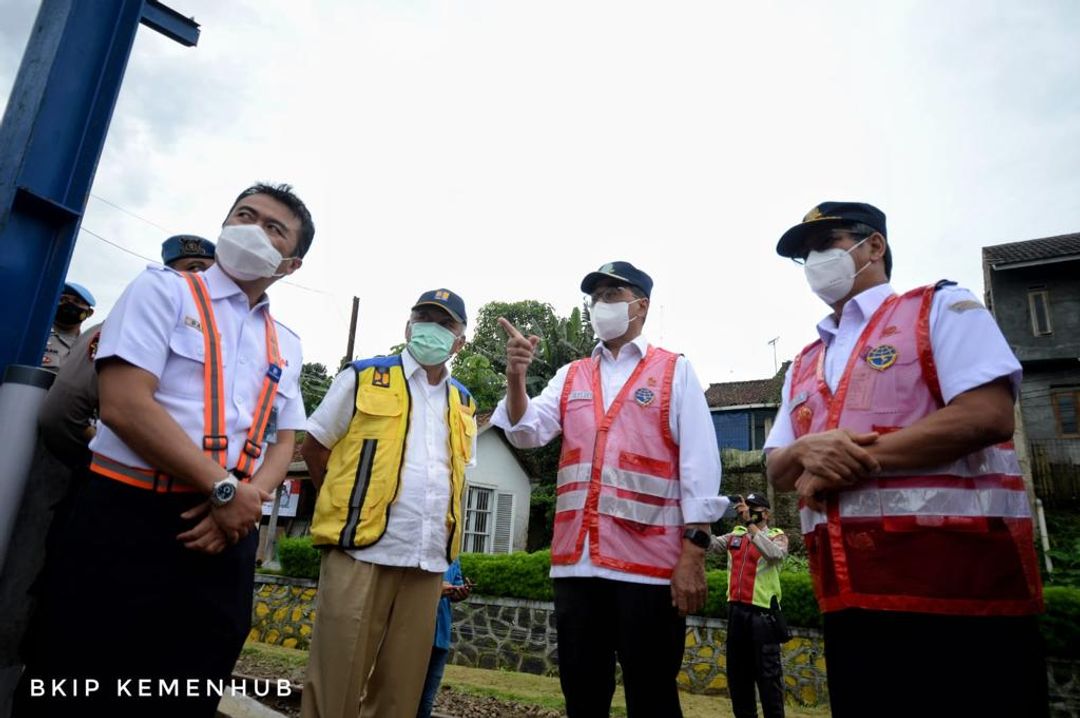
[413,289,467,324]
[161,234,216,265]
[62,282,95,307]
[745,492,770,510]
[580,261,654,298]
[776,202,887,258]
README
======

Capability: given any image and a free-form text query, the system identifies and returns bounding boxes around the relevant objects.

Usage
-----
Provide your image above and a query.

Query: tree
[454,299,596,550]
[300,362,332,416]
[450,353,505,412]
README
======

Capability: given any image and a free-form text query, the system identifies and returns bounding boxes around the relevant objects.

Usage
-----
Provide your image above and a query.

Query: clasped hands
[793,429,880,511]
[177,481,273,554]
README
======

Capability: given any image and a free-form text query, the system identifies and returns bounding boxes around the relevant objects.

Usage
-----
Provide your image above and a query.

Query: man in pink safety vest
[492,261,727,718]
[764,201,1047,718]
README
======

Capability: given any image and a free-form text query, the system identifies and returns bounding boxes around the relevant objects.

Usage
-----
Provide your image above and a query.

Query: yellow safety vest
[310,355,476,560]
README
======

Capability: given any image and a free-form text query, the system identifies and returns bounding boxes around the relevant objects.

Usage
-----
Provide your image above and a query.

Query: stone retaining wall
[249,575,1080,714]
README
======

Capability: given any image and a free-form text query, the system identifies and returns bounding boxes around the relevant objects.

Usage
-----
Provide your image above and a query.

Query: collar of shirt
[815,283,894,345]
[591,334,649,362]
[201,264,270,310]
[400,347,448,388]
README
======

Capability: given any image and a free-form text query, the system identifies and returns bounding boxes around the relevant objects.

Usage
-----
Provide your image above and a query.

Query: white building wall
[467,430,533,552]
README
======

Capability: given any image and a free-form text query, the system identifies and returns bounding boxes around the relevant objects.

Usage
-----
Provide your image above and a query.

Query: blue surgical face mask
[407,322,460,366]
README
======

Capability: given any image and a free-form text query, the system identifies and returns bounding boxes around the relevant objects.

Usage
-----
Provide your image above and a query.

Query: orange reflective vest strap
[90,452,201,493]
[181,272,228,468]
[234,312,283,479]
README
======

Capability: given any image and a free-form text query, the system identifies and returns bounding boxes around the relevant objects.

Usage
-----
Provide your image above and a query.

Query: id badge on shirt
[265,407,278,444]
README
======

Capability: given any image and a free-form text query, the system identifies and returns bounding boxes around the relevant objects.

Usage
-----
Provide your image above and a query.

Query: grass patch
[237,641,308,685]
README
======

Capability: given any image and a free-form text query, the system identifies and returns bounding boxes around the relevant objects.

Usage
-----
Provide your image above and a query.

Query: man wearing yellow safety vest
[16,183,314,718]
[300,288,477,718]
[711,493,788,718]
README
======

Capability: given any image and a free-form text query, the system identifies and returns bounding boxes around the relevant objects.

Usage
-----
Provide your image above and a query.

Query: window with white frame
[1028,289,1053,336]
[463,485,515,554]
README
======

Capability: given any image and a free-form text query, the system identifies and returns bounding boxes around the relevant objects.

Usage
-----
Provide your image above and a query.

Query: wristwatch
[683,528,711,549]
[210,474,240,507]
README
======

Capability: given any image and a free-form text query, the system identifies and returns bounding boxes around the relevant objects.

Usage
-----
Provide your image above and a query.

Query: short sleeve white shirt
[306,349,478,574]
[764,282,1022,450]
[90,264,305,471]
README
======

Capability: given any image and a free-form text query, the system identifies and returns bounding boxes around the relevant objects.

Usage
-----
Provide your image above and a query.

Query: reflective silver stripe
[556,463,590,489]
[602,466,681,500]
[92,454,155,486]
[876,446,1020,478]
[597,494,682,526]
[800,506,828,534]
[556,489,588,513]
[838,486,1031,519]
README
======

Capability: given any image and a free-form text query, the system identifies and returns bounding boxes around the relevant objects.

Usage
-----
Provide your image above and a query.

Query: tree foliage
[300,362,332,416]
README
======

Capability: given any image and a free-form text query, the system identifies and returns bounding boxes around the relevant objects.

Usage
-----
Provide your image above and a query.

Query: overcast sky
[2,0,1079,388]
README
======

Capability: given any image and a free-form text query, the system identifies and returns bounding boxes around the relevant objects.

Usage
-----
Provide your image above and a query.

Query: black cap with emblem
[161,235,216,265]
[777,201,892,278]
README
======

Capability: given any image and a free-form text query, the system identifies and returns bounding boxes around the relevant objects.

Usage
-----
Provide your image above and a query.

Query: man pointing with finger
[764,202,1046,717]
[492,261,726,718]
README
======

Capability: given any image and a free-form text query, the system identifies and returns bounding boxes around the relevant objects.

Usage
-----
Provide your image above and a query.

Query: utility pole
[340,296,359,369]
[767,336,780,374]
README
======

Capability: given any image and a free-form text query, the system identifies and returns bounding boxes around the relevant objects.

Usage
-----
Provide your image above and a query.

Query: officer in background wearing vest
[41,282,95,372]
[765,202,1047,717]
[16,184,314,718]
[493,262,726,718]
[710,493,788,718]
[300,288,478,718]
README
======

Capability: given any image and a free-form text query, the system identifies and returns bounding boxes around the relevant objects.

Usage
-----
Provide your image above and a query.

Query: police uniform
[17,263,304,718]
[711,495,788,718]
[41,282,96,373]
[37,322,103,469]
[161,234,215,266]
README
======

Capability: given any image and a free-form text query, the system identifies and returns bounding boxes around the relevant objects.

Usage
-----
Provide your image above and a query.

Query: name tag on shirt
[568,391,593,401]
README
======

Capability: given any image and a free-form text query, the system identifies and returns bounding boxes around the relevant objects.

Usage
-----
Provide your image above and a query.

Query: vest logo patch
[881,325,900,337]
[634,387,655,406]
[866,344,898,371]
[794,405,813,435]
[372,368,391,387]
[730,536,742,549]
[568,390,593,401]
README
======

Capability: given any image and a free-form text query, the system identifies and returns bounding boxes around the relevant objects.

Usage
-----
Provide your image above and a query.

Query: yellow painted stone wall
[248,575,317,650]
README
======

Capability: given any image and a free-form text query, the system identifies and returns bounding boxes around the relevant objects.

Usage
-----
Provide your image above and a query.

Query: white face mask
[590,299,641,341]
[215,224,287,281]
[803,237,870,305]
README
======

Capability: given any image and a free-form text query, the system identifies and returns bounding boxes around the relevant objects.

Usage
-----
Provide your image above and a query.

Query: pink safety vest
[790,282,1043,616]
[553,346,683,579]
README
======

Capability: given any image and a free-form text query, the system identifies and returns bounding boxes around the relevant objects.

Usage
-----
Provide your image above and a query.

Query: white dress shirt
[90,264,305,472]
[765,282,1023,450]
[491,335,726,584]
[306,349,477,574]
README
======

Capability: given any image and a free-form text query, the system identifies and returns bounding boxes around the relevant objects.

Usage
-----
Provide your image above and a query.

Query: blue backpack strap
[449,377,475,410]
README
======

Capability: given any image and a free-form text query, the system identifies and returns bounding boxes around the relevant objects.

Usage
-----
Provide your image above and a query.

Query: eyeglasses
[584,285,633,308]
[790,232,872,265]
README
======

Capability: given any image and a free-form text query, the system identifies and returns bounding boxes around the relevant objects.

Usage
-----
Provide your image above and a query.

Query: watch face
[215,482,236,503]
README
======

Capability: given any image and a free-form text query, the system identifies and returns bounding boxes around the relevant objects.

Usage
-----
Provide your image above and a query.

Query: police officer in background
[711,493,788,718]
[41,282,95,372]
[161,234,216,273]
[16,184,313,718]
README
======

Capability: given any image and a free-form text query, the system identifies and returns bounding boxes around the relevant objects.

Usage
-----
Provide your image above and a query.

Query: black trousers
[726,602,785,718]
[14,474,258,718]
[824,609,1049,718]
[553,577,686,718]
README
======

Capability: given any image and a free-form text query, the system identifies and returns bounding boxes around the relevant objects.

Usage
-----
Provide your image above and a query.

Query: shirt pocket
[352,386,404,439]
[159,328,208,398]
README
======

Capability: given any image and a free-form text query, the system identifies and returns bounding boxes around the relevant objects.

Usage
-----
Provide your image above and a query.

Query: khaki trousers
[301,550,444,718]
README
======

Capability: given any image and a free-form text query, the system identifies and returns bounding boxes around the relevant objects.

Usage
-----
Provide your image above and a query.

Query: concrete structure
[705,364,789,452]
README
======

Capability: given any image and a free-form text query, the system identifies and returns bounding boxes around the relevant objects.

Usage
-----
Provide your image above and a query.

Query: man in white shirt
[764,201,1046,717]
[16,183,314,718]
[492,261,725,718]
[300,289,478,718]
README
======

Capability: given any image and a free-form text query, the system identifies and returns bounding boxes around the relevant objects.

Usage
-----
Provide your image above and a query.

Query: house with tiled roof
[705,362,790,451]
[983,232,1080,502]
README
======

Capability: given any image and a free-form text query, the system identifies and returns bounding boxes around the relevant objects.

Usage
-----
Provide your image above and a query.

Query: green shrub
[459,550,554,601]
[278,536,321,580]
[1041,585,1080,658]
